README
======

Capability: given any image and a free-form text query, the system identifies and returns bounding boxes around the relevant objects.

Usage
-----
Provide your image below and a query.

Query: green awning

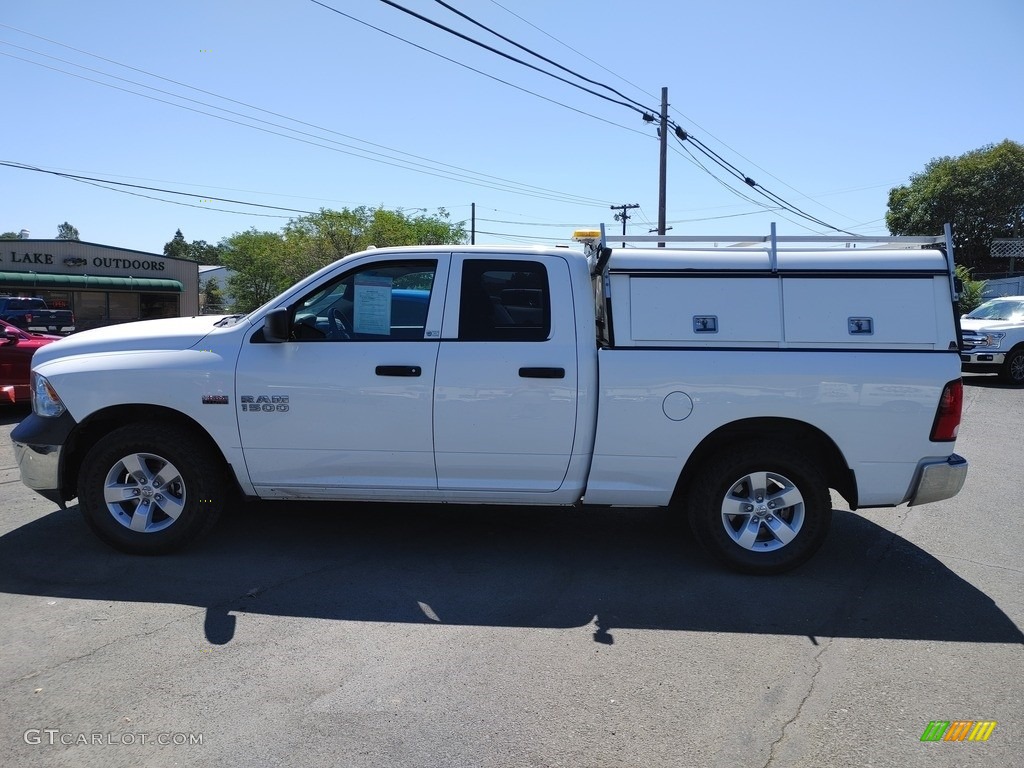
[0,272,183,292]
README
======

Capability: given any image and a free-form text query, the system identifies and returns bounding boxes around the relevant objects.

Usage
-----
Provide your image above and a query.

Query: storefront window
[108,292,140,321]
[34,291,72,310]
[140,293,179,320]
[73,291,107,329]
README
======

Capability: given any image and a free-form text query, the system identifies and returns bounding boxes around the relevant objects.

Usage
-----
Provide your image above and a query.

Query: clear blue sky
[2,0,1021,254]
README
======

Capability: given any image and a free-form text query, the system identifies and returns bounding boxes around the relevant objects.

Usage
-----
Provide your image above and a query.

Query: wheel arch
[672,416,857,511]
[61,404,237,503]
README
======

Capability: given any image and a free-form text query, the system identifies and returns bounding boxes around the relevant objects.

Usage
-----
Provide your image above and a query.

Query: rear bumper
[907,454,968,506]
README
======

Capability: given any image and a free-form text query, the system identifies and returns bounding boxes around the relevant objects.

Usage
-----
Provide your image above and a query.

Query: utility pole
[471,202,476,245]
[610,203,640,240]
[658,86,668,247]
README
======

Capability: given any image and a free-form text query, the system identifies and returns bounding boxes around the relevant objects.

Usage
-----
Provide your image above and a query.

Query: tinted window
[7,299,44,310]
[458,260,550,342]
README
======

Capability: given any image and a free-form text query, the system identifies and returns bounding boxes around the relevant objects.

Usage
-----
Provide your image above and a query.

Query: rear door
[432,255,578,492]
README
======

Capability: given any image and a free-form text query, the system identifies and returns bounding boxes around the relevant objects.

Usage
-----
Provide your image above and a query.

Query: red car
[0,319,62,403]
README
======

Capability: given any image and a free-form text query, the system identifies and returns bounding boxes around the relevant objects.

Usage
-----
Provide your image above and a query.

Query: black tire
[1000,348,1024,385]
[687,443,832,575]
[77,422,226,554]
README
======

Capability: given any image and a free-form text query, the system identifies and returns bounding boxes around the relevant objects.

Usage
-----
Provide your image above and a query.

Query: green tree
[283,208,369,283]
[200,278,228,314]
[219,229,290,313]
[955,264,987,315]
[281,206,465,285]
[218,208,465,312]
[163,229,223,263]
[189,239,223,264]
[886,140,1024,267]
[0,231,20,239]
[163,229,189,259]
[56,221,80,240]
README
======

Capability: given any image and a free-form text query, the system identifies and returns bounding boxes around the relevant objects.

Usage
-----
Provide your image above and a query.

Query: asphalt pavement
[0,374,1021,767]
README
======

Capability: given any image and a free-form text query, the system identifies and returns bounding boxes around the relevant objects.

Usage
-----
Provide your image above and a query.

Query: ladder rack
[577,222,958,301]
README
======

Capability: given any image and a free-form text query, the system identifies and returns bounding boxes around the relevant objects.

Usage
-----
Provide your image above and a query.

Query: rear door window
[458,259,550,341]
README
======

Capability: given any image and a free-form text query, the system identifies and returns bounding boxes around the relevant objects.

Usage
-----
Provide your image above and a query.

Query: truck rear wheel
[77,423,226,554]
[687,444,832,575]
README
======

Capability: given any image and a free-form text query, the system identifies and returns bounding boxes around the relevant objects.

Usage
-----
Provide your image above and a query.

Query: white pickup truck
[12,227,968,574]
[959,295,1024,384]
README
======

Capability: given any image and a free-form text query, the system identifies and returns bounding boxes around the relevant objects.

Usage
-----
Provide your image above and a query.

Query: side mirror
[2,330,19,346]
[263,308,291,343]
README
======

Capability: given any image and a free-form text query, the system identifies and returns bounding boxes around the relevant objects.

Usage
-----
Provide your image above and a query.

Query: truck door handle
[519,367,565,379]
[375,365,421,377]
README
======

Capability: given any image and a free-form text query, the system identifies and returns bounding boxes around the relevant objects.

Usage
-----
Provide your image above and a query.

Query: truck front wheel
[688,444,832,575]
[1000,348,1024,385]
[78,423,226,554]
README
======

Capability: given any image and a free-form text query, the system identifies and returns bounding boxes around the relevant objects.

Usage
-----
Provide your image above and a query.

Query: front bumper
[907,454,968,506]
[960,350,1006,366]
[12,441,63,503]
[10,410,78,507]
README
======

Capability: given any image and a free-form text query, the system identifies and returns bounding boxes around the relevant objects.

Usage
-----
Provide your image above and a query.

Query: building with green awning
[0,239,198,331]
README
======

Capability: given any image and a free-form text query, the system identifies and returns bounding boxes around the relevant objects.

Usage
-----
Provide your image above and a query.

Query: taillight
[930,379,963,441]
[25,312,32,323]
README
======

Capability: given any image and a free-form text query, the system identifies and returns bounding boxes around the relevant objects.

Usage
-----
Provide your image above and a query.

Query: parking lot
[0,374,1021,768]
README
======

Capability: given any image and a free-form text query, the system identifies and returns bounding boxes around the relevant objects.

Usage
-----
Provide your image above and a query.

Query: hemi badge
[202,395,229,405]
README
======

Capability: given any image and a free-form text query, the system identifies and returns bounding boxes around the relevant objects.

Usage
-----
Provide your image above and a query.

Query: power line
[668,107,857,223]
[666,208,788,224]
[0,23,625,202]
[479,2,853,226]
[364,0,652,116]
[367,1,855,235]
[486,0,655,105]
[670,126,856,235]
[474,229,572,243]
[0,32,614,207]
[3,19,861,236]
[298,5,649,138]
[669,142,820,234]
[0,161,311,217]
[0,49,605,208]
[22,165,366,207]
[430,0,652,113]
[671,141,776,212]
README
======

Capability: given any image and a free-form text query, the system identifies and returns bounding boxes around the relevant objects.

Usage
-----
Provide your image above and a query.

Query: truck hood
[960,318,1023,332]
[32,316,235,365]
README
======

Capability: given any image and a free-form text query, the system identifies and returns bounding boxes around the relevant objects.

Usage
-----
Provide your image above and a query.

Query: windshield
[966,298,1024,321]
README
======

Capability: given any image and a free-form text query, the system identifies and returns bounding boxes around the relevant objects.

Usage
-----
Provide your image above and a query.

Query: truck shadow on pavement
[0,501,1020,647]
[0,404,31,426]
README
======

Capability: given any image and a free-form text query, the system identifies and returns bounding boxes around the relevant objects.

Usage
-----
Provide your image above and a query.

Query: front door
[235,256,448,494]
